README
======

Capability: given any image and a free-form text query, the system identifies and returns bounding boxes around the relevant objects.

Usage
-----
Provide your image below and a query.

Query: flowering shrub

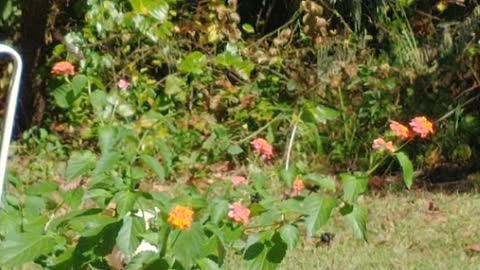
[0,1,449,269]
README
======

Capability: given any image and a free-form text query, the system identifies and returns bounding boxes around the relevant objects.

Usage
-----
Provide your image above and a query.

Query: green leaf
[197,257,221,270]
[172,223,206,270]
[71,74,88,96]
[341,203,368,241]
[214,52,255,80]
[279,168,297,187]
[26,182,58,195]
[164,75,186,98]
[116,216,146,257]
[301,103,340,124]
[243,233,287,270]
[113,190,139,217]
[52,84,75,109]
[60,188,84,209]
[140,154,165,182]
[94,151,122,176]
[210,199,229,225]
[156,139,173,168]
[227,144,244,155]
[242,23,255,34]
[65,150,96,181]
[279,224,299,250]
[0,233,59,267]
[304,194,337,237]
[341,173,368,204]
[126,252,169,270]
[178,51,207,74]
[304,174,336,192]
[395,151,414,189]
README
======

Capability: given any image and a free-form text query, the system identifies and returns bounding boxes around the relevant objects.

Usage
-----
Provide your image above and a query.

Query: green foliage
[6,0,477,268]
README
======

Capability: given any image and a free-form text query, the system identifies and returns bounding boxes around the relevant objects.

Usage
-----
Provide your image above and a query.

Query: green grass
[275,191,480,270]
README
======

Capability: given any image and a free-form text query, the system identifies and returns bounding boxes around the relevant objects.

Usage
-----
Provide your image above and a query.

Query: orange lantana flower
[409,116,434,138]
[51,61,75,76]
[290,177,304,197]
[251,138,274,160]
[389,120,411,139]
[167,205,193,229]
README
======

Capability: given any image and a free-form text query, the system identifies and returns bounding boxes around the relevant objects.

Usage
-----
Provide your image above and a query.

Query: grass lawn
[274,190,480,270]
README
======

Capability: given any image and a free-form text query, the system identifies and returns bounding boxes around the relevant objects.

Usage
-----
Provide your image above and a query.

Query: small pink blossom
[372,137,395,153]
[409,116,434,138]
[228,202,250,224]
[251,138,274,160]
[117,78,131,89]
[290,177,304,197]
[231,176,249,186]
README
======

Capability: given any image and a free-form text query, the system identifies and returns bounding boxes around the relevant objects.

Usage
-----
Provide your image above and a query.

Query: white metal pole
[0,44,23,207]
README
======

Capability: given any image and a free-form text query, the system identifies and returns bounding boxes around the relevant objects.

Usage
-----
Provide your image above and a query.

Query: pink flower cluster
[251,138,274,160]
[231,176,249,186]
[290,177,304,197]
[228,202,250,224]
[373,116,434,152]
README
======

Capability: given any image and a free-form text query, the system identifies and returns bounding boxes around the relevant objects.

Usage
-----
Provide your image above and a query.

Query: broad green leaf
[0,207,22,236]
[50,247,74,270]
[125,252,169,270]
[165,74,186,99]
[65,150,96,181]
[47,208,103,231]
[98,125,134,154]
[257,210,281,227]
[172,223,206,270]
[74,221,122,265]
[116,216,146,257]
[197,257,221,270]
[69,215,118,237]
[178,51,207,74]
[156,139,173,168]
[0,233,59,267]
[210,199,229,225]
[227,144,244,155]
[341,173,368,203]
[304,194,337,237]
[140,154,165,182]
[304,174,336,192]
[24,195,45,216]
[60,188,84,209]
[71,74,88,96]
[90,89,107,112]
[243,233,287,270]
[279,224,299,250]
[279,168,297,187]
[94,151,122,176]
[113,190,139,217]
[301,103,340,124]
[52,84,75,109]
[396,151,414,188]
[26,182,58,195]
[341,203,368,241]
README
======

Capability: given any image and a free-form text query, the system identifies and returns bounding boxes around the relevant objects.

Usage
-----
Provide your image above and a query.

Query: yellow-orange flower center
[167,205,194,230]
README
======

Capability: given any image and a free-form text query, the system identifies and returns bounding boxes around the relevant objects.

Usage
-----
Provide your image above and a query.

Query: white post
[0,44,23,207]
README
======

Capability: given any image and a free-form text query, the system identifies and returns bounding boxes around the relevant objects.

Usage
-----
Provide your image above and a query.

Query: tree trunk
[17,0,51,134]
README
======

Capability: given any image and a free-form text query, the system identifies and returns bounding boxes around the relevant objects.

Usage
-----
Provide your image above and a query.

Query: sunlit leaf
[395,151,414,189]
[65,151,96,181]
[140,154,165,182]
[341,203,367,241]
[116,216,146,257]
[178,51,207,74]
[304,174,336,192]
[341,173,368,203]
[304,194,337,237]
[172,223,206,270]
[0,233,59,268]
[279,224,299,250]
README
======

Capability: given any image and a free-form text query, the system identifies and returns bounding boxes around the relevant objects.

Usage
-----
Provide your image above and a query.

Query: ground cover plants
[1,0,480,269]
